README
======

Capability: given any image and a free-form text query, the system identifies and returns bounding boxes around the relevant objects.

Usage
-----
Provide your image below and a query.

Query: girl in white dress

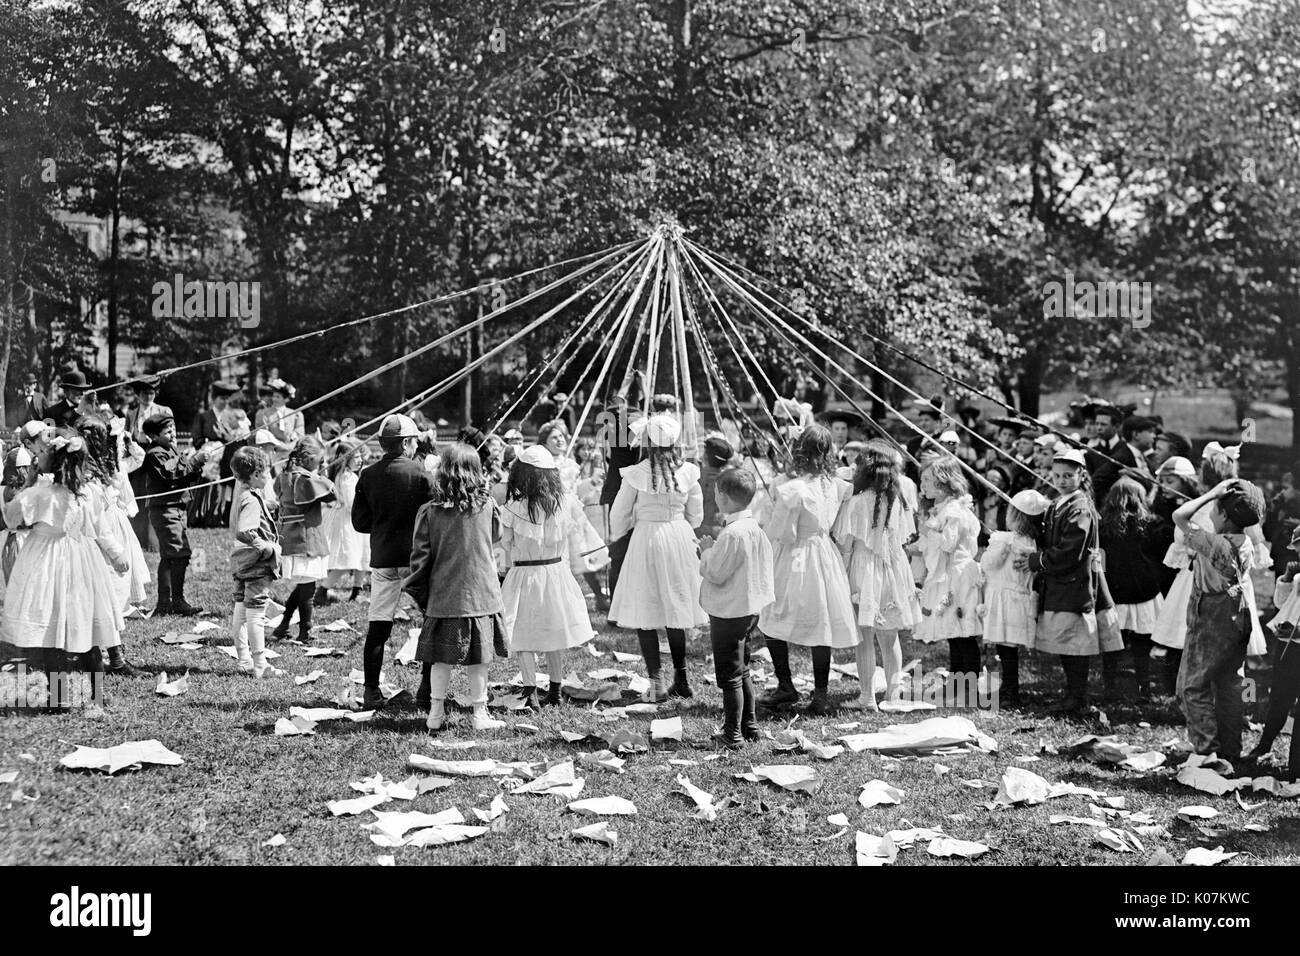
[1,430,128,679]
[757,424,857,715]
[914,457,984,685]
[79,417,149,676]
[607,413,706,701]
[980,488,1050,706]
[322,439,371,601]
[501,445,598,709]
[836,439,921,710]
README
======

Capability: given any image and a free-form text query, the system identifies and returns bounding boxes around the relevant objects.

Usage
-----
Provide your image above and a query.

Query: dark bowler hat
[60,370,89,390]
[210,381,241,397]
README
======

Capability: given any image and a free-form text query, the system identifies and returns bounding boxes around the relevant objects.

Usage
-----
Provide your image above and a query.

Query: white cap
[1033,433,1059,448]
[1010,488,1050,517]
[379,413,421,439]
[519,445,558,470]
[252,428,278,446]
[939,430,960,443]
[1158,455,1196,479]
[645,413,681,448]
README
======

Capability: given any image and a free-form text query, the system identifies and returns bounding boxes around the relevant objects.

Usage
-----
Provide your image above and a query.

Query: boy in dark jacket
[142,414,208,616]
[352,414,434,710]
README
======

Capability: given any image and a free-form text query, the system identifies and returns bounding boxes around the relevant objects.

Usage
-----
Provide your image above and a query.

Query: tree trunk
[1015,348,1044,418]
[1285,319,1300,452]
[106,131,124,380]
[0,165,15,427]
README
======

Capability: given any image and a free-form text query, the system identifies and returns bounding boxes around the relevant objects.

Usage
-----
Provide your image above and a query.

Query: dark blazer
[1101,518,1173,606]
[352,452,433,568]
[1091,442,1144,504]
[190,407,232,445]
[403,498,503,618]
[20,394,47,423]
[45,399,81,428]
[1027,489,1100,613]
[142,442,203,510]
[601,443,643,508]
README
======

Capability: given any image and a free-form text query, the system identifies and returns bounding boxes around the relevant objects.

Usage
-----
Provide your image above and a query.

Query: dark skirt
[415,613,509,666]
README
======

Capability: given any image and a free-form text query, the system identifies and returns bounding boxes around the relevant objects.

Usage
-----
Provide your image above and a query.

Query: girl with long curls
[501,445,599,710]
[1,428,129,686]
[835,439,922,710]
[757,424,857,715]
[78,416,149,676]
[607,413,707,702]
[404,443,509,732]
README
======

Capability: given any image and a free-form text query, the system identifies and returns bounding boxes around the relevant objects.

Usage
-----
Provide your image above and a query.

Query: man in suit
[1092,415,1159,503]
[126,376,174,550]
[18,373,47,424]
[44,370,92,427]
[1084,403,1123,473]
[905,396,945,483]
[352,413,434,710]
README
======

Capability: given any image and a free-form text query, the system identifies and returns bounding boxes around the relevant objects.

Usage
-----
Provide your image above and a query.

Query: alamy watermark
[0,665,104,710]
[1041,272,1152,329]
[151,273,260,328]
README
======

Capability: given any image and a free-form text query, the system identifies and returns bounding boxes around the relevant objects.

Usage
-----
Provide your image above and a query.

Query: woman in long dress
[607,413,706,701]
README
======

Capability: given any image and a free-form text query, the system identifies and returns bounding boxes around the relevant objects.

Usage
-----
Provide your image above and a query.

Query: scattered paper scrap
[1047,782,1109,801]
[155,671,189,697]
[472,794,510,823]
[408,756,507,777]
[578,750,626,774]
[1176,765,1249,796]
[1183,846,1239,867]
[219,645,280,661]
[993,766,1050,807]
[855,831,899,866]
[1120,751,1165,772]
[365,807,465,840]
[1095,828,1144,853]
[927,837,991,859]
[736,765,818,793]
[59,740,184,775]
[886,826,946,848]
[304,646,345,657]
[859,779,904,808]
[274,716,317,736]
[675,775,721,822]
[827,813,850,828]
[1176,805,1219,821]
[395,633,418,666]
[609,729,649,754]
[262,833,286,847]
[328,794,390,816]
[567,795,638,817]
[159,631,202,645]
[650,717,684,742]
[513,760,584,797]
[840,716,995,754]
[402,824,488,847]
[376,855,395,866]
[571,821,618,845]
[319,619,356,632]
[612,652,641,663]
[294,670,327,686]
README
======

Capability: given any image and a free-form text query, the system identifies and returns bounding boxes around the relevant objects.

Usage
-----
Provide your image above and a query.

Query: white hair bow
[1201,441,1241,462]
[48,435,84,453]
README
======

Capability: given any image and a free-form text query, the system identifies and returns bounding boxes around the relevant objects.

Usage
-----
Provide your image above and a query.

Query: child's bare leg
[845,627,878,710]
[875,628,903,701]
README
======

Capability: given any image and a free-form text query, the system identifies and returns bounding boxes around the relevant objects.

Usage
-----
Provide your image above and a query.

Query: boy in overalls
[1172,478,1266,761]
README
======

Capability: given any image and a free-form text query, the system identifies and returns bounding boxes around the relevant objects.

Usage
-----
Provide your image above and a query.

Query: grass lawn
[2,528,1297,867]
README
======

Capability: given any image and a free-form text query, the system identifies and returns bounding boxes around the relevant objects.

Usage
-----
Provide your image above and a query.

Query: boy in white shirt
[698,468,775,748]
